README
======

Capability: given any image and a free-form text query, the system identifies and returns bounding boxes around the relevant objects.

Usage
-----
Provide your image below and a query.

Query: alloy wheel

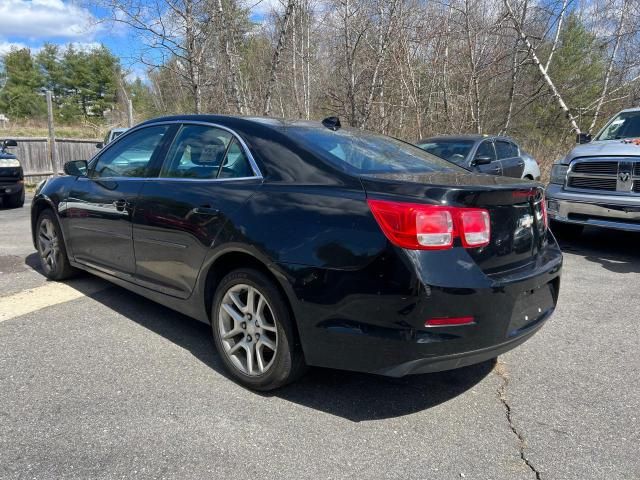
[218,284,279,376]
[38,218,59,273]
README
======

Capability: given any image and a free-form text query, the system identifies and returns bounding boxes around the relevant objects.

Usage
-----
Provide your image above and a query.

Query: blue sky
[0,0,274,80]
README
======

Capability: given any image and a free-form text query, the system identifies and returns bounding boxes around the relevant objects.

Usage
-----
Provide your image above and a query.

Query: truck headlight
[550,164,569,185]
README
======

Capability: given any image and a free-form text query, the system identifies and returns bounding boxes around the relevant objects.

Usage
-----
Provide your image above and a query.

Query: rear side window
[161,125,233,179]
[495,140,518,159]
[287,127,464,174]
[161,125,255,179]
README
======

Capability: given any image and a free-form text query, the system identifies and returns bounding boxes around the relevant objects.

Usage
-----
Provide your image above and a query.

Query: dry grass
[0,120,118,140]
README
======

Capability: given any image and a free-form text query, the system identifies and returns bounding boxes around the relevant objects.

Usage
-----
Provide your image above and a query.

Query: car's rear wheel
[36,210,77,280]
[211,268,305,390]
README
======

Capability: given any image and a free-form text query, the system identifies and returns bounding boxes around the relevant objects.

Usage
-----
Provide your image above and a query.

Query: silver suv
[546,107,640,235]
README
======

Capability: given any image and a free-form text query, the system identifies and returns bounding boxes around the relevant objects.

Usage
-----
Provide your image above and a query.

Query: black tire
[35,210,77,280]
[211,268,306,391]
[550,220,584,239]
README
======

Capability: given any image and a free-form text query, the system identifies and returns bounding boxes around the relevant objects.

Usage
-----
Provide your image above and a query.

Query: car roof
[417,134,517,144]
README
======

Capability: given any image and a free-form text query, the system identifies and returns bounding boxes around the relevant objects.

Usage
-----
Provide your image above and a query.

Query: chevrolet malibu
[31,115,562,390]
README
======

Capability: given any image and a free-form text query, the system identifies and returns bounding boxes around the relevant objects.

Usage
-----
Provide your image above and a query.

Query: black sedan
[416,134,541,180]
[31,115,561,390]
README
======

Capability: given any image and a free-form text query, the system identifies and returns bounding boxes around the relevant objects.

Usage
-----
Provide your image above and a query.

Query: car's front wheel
[211,268,306,390]
[36,210,77,280]
[5,190,24,208]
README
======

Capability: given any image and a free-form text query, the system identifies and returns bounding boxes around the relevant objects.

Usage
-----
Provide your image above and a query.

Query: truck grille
[568,177,617,190]
[567,158,640,195]
[573,162,618,175]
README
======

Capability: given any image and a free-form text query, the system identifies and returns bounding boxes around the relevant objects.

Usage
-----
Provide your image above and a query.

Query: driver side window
[91,126,169,178]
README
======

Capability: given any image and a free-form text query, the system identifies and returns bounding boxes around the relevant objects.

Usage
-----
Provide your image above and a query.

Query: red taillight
[367,199,490,250]
[425,316,475,327]
[540,194,548,229]
[459,210,490,247]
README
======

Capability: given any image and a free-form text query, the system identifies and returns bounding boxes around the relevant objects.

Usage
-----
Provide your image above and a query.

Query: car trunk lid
[360,172,548,275]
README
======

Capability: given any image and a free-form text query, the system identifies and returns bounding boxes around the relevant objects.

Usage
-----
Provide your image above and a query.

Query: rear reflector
[425,316,475,327]
[367,199,490,250]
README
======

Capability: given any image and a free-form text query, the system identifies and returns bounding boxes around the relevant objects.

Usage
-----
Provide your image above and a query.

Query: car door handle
[191,206,220,217]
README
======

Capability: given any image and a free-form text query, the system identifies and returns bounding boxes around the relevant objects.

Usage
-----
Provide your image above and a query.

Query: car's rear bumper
[284,247,562,376]
[546,183,640,232]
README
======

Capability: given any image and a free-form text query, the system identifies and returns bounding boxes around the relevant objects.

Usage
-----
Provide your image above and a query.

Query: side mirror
[96,142,104,149]
[2,139,18,148]
[473,155,493,166]
[64,160,88,177]
[576,133,592,144]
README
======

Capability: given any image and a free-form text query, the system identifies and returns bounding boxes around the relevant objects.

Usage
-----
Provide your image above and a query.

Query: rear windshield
[416,139,474,166]
[286,127,465,174]
[596,111,640,141]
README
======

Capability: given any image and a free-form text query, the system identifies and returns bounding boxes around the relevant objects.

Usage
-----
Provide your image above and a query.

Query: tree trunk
[264,0,296,116]
[503,0,582,133]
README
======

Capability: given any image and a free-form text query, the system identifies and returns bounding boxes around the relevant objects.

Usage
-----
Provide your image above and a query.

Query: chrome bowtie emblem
[619,172,630,182]
[519,214,534,228]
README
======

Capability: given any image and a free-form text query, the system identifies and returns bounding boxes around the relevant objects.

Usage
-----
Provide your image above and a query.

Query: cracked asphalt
[0,196,638,479]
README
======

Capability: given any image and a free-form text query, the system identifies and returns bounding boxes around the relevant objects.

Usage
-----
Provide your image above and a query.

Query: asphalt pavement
[0,196,638,479]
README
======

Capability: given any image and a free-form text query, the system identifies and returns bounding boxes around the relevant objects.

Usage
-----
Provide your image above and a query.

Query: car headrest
[189,136,226,166]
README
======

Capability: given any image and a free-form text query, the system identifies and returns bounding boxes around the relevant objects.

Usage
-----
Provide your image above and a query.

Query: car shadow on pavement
[24,252,494,422]
[555,226,640,274]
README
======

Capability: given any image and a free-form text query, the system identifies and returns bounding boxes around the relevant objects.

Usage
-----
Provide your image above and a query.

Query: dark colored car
[31,115,562,390]
[0,139,25,208]
[416,135,540,180]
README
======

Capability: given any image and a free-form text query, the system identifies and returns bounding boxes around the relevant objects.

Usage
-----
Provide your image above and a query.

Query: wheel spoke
[228,340,245,355]
[256,344,266,373]
[244,343,254,375]
[221,303,244,325]
[261,323,277,333]
[246,287,256,314]
[222,327,243,340]
[228,291,245,312]
[260,336,276,352]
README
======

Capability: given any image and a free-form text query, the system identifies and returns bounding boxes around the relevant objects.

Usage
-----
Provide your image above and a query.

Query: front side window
[596,111,640,141]
[92,126,169,178]
[287,127,464,174]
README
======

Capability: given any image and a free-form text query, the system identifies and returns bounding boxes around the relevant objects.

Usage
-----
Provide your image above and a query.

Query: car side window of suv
[476,140,496,161]
[495,140,517,159]
[91,126,169,178]
[161,125,234,179]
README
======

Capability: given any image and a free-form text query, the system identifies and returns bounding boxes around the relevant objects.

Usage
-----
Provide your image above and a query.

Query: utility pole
[127,98,134,128]
[46,90,58,176]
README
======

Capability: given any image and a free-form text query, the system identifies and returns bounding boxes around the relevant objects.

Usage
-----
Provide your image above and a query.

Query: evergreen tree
[0,48,45,118]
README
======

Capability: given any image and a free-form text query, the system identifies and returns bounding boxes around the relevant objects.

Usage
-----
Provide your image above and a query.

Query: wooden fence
[4,137,100,183]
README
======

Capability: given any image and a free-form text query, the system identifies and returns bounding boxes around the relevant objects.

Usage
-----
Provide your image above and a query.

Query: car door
[132,123,261,298]
[495,140,525,178]
[471,140,501,175]
[65,125,172,279]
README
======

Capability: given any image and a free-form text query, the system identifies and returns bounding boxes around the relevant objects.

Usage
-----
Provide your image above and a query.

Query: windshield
[287,127,465,174]
[596,111,640,141]
[416,139,474,165]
